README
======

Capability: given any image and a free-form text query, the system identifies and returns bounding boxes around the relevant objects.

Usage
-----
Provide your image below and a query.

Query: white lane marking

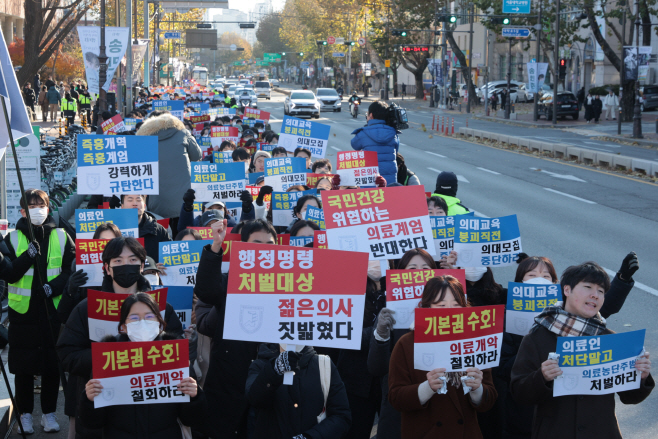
[330,146,341,151]
[426,151,447,158]
[427,167,469,183]
[472,210,490,218]
[530,167,586,182]
[477,167,500,175]
[604,268,658,298]
[544,188,596,204]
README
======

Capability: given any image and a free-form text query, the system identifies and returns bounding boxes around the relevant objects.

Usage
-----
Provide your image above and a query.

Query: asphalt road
[262,86,658,438]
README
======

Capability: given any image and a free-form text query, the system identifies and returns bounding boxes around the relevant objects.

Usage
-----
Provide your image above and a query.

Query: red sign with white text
[243,108,271,122]
[336,151,379,187]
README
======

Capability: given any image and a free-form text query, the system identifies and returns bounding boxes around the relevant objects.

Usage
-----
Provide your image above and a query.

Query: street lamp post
[552,0,561,125]
[632,0,643,138]
[466,3,474,113]
[533,0,542,121]
[97,0,108,131]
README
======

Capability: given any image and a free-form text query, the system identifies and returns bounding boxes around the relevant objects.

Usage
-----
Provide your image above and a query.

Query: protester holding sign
[0,189,75,434]
[121,194,171,263]
[431,172,470,215]
[388,276,497,438]
[137,113,202,222]
[79,292,207,438]
[56,237,183,438]
[510,261,653,439]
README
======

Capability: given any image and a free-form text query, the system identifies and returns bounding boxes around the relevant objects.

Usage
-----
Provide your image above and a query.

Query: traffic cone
[451,118,454,135]
[432,115,435,131]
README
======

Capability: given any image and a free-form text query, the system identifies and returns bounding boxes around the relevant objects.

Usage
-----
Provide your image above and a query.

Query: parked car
[284,91,320,118]
[254,81,271,100]
[270,79,280,87]
[315,88,342,112]
[538,91,579,120]
[477,80,522,102]
[640,85,658,111]
[489,88,521,104]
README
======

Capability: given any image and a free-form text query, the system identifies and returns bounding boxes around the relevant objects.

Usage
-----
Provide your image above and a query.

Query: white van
[254,81,271,100]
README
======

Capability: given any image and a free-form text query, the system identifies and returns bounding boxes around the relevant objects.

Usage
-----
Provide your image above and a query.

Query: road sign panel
[335,37,345,44]
[328,36,336,44]
[332,52,346,57]
[230,44,237,51]
[501,27,530,38]
[502,0,530,14]
[164,31,181,39]
[358,37,366,47]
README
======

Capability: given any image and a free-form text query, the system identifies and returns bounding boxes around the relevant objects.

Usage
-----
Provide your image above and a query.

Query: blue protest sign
[191,162,246,203]
[264,157,308,191]
[152,100,184,120]
[505,282,562,335]
[212,151,233,163]
[159,240,212,287]
[249,172,264,185]
[190,102,210,115]
[290,236,314,247]
[554,330,645,396]
[77,135,159,195]
[271,189,318,227]
[278,116,331,158]
[75,208,139,239]
[259,143,275,152]
[304,205,325,230]
[430,212,474,259]
[123,118,142,130]
[503,0,530,13]
[199,136,212,148]
[453,215,522,267]
[166,286,194,329]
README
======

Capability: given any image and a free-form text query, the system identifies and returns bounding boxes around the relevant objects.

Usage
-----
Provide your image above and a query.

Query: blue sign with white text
[501,28,530,38]
[502,0,530,13]
[453,215,522,267]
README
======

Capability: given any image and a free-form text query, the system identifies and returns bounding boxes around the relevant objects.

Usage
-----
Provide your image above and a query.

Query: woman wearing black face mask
[56,237,184,439]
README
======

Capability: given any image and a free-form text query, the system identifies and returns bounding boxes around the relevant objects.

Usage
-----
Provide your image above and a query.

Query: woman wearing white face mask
[0,189,75,434]
[80,293,207,438]
[56,237,184,438]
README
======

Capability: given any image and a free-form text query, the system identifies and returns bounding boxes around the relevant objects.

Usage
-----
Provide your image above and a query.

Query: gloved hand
[331,174,341,190]
[618,252,639,281]
[256,186,274,206]
[240,190,254,213]
[375,176,387,188]
[41,284,53,298]
[26,241,40,259]
[376,308,396,340]
[292,435,308,439]
[183,189,196,212]
[68,269,89,297]
[109,195,121,209]
[274,350,301,375]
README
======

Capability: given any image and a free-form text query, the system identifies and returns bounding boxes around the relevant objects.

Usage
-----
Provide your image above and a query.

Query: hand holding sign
[426,368,447,391]
[86,379,103,401]
[635,352,651,379]
[210,219,228,254]
[541,357,563,381]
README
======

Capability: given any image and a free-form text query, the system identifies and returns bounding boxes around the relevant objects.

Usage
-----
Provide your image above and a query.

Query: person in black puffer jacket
[78,292,206,439]
[56,237,183,439]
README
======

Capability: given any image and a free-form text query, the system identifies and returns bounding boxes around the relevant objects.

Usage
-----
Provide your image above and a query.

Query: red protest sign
[306,173,335,189]
[243,107,271,121]
[385,269,466,329]
[190,114,210,124]
[87,288,168,342]
[91,339,190,407]
[223,242,369,349]
[101,114,126,134]
[413,305,504,372]
[314,230,327,249]
[336,151,379,187]
[76,238,145,287]
[157,218,170,230]
[246,185,271,210]
[322,186,434,260]
[187,227,214,240]
[211,126,239,138]
[277,234,290,246]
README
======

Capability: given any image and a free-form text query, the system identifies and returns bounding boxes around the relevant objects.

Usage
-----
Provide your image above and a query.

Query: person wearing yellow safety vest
[430,171,471,216]
[0,189,75,434]
[62,92,78,127]
[78,85,92,126]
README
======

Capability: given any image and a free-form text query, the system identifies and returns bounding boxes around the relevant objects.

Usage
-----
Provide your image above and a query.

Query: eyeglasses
[126,313,157,323]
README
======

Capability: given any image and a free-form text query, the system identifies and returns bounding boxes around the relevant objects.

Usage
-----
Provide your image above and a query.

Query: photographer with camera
[351,100,402,185]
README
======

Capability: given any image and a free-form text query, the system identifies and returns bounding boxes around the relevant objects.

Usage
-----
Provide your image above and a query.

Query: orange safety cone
[451,118,455,135]
[440,116,444,132]
[432,115,435,131]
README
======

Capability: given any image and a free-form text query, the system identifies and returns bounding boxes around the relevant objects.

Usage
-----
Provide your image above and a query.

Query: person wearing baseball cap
[142,256,162,287]
[242,128,255,141]
[430,171,470,215]
[201,209,223,227]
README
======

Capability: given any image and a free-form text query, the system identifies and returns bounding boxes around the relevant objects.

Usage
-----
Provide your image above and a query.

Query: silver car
[236,89,258,108]
[315,88,342,112]
[284,91,320,118]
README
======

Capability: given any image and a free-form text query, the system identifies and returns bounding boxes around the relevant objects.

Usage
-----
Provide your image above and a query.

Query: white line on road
[544,188,596,204]
[604,268,658,298]
[428,167,442,173]
[426,151,447,158]
[331,146,341,151]
[477,167,500,175]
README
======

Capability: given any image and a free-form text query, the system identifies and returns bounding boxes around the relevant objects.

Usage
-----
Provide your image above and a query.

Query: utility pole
[484,28,489,115]
[98,0,108,117]
[467,2,474,113]
[632,0,643,138]
[552,0,560,125]
[144,0,150,87]
[384,5,390,100]
[430,1,438,107]
[533,0,542,121]
[505,38,512,119]
[347,31,352,94]
[618,2,626,135]
[126,0,133,113]
[441,10,448,109]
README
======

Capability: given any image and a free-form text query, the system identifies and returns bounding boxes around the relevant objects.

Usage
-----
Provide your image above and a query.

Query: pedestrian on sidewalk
[38,85,49,122]
[593,95,603,123]
[22,83,36,120]
[577,86,585,110]
[46,85,61,123]
[604,89,619,120]
[490,93,498,112]
[500,89,508,111]
[401,82,406,97]
[584,93,594,123]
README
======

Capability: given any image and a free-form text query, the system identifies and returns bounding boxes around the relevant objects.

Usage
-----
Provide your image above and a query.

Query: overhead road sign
[503,0,530,13]
[164,31,181,39]
[333,52,346,57]
[501,27,530,38]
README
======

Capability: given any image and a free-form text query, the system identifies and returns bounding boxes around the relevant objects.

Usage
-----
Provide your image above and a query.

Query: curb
[458,127,658,178]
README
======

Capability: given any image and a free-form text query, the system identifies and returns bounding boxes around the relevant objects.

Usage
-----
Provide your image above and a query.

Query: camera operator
[350,100,400,185]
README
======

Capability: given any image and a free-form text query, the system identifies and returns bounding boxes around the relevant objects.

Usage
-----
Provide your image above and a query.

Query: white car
[254,81,271,100]
[284,91,320,118]
[270,79,280,87]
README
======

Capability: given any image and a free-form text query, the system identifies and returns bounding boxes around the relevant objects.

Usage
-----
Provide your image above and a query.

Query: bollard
[58,119,62,136]
[445,120,449,135]
[451,118,454,135]
[432,115,435,131]
[466,119,469,128]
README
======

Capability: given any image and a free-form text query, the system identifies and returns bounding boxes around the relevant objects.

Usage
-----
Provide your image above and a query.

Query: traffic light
[391,29,408,37]
[559,58,567,79]
[449,15,457,23]
[491,17,510,25]
[316,40,327,45]
[239,23,256,29]
[281,52,286,56]
[344,41,356,46]
[298,52,304,56]
[196,23,212,28]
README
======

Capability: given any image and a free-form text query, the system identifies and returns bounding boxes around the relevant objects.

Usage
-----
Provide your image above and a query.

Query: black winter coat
[139,211,171,263]
[78,332,207,439]
[56,275,183,437]
[246,344,352,439]
[0,216,75,374]
[193,245,260,438]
